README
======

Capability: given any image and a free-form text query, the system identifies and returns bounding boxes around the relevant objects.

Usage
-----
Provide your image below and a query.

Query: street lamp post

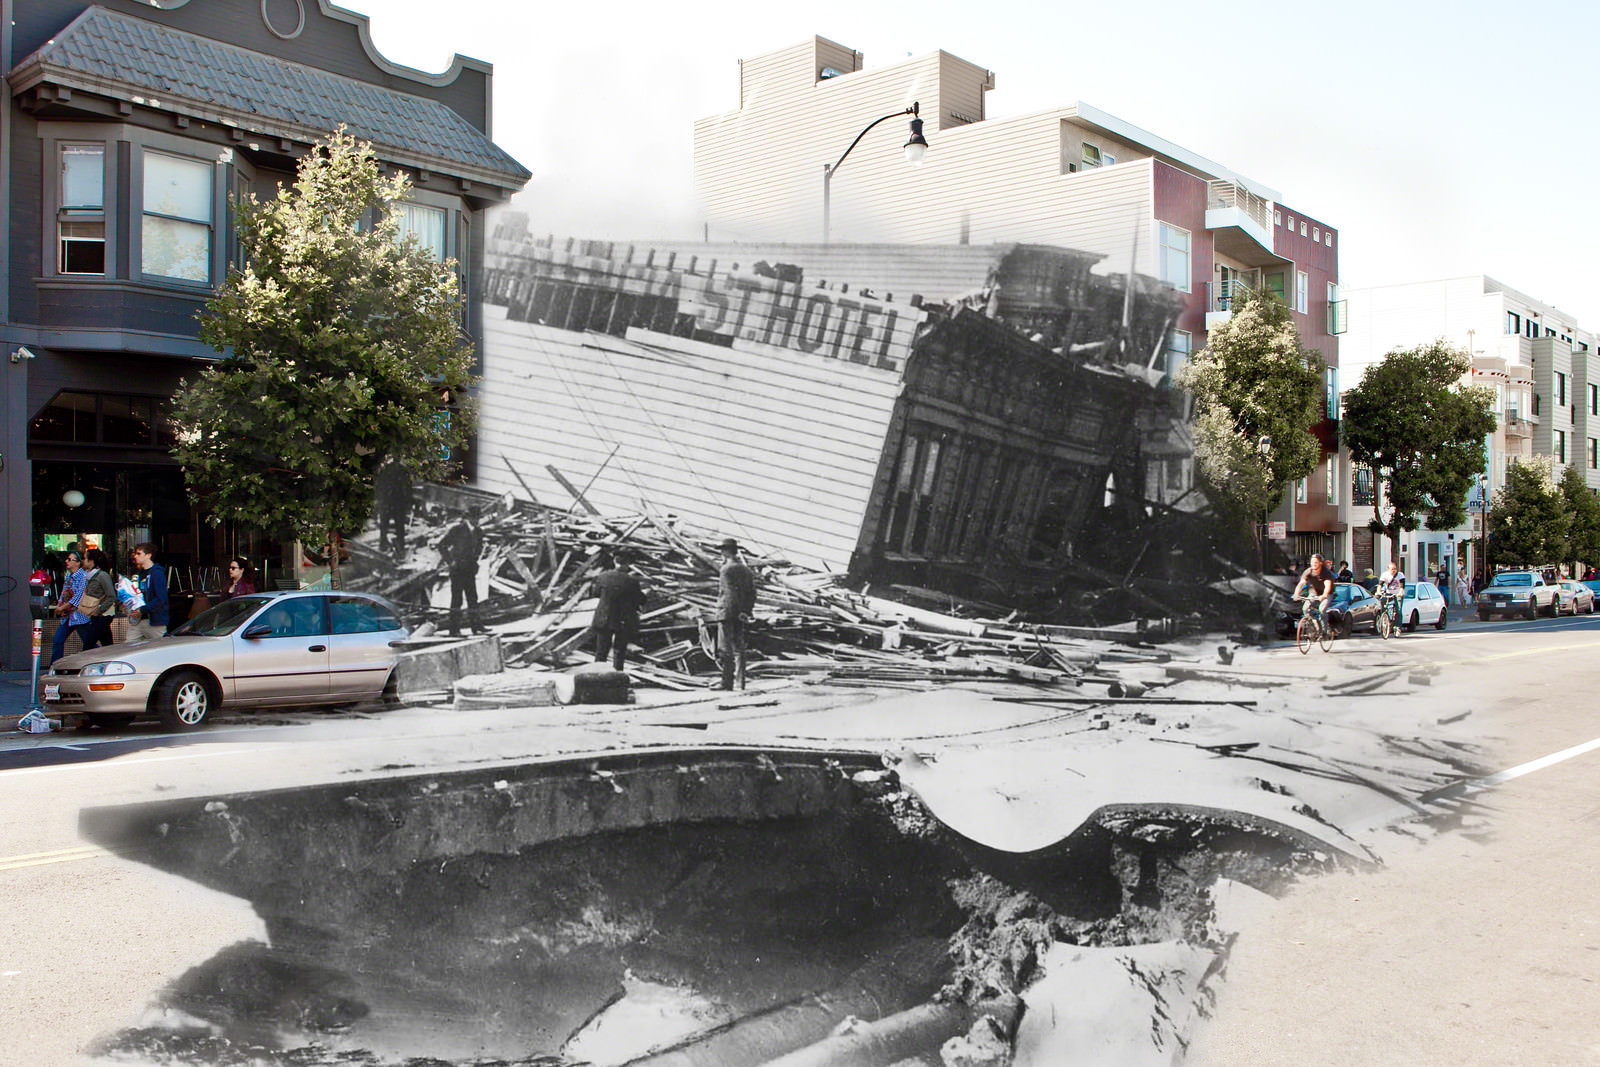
[822,102,928,245]
[1476,473,1489,587]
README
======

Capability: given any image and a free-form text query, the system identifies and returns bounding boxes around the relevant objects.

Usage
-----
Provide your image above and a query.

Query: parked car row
[1475,571,1598,619]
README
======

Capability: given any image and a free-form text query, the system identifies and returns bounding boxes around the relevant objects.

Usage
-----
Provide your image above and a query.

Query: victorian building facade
[1,0,527,664]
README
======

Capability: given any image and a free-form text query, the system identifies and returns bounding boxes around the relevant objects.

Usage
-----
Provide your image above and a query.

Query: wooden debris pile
[344,498,1178,691]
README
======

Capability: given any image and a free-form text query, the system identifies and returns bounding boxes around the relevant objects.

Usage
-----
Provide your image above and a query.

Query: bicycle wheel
[1296,615,1313,654]
[1377,608,1393,639]
[1317,615,1334,651]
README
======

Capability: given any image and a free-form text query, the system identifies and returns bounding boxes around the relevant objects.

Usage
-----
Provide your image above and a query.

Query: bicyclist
[1379,560,1407,634]
[1292,553,1336,630]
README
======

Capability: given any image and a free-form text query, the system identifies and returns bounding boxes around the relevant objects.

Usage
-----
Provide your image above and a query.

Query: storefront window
[30,390,173,447]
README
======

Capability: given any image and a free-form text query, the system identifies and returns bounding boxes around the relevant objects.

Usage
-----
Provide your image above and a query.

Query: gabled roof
[10,6,530,191]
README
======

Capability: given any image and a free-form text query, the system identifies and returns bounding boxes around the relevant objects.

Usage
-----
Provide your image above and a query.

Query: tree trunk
[328,529,342,590]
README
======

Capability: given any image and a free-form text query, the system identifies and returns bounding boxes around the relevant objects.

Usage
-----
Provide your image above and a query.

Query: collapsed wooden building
[474,226,1187,597]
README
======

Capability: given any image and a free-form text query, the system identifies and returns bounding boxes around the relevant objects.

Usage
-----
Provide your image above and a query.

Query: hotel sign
[681,268,923,372]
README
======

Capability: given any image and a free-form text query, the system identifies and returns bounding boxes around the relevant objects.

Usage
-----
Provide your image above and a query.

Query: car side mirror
[243,623,273,640]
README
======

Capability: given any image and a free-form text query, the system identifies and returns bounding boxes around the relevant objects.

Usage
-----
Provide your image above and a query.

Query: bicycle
[1292,594,1334,653]
[1374,591,1400,639]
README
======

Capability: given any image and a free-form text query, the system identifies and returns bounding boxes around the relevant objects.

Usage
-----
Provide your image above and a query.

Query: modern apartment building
[1,0,528,665]
[1340,276,1598,582]
[695,36,1345,564]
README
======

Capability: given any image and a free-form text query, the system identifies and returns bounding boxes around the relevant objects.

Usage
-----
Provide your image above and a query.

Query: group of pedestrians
[43,544,258,666]
[587,535,755,691]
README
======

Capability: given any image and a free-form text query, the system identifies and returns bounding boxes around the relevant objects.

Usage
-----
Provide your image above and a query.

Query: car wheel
[1477,609,1490,622]
[1525,602,1537,620]
[1588,599,1596,615]
[154,669,211,731]
[1435,607,1447,630]
[1406,610,1419,633]
[381,670,402,708]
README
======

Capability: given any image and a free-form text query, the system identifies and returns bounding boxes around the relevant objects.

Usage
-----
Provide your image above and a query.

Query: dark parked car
[1277,582,1385,638]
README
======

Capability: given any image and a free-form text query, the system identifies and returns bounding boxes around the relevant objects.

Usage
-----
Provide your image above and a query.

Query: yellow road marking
[0,845,109,872]
[1434,639,1600,668]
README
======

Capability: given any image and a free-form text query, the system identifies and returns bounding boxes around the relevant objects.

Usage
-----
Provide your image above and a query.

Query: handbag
[76,592,104,615]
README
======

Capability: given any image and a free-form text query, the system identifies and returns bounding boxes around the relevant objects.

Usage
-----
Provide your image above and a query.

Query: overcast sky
[359,0,1599,326]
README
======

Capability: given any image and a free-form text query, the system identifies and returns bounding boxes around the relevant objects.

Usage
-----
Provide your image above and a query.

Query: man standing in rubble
[437,508,486,635]
[589,549,644,671]
[715,537,756,690]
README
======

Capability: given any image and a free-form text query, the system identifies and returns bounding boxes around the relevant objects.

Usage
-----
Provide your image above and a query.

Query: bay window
[141,151,214,283]
[58,144,106,274]
[396,201,447,261]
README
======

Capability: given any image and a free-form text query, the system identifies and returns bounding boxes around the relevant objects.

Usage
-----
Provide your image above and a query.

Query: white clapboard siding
[695,40,1164,269]
[476,307,901,571]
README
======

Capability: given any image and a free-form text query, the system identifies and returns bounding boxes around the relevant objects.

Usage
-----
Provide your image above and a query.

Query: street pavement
[1,603,1597,1064]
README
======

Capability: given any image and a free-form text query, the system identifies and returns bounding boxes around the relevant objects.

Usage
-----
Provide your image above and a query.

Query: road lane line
[0,845,109,872]
[1421,734,1600,803]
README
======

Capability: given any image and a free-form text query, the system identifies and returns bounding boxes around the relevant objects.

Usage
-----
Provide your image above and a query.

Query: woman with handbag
[49,550,91,664]
[78,548,117,650]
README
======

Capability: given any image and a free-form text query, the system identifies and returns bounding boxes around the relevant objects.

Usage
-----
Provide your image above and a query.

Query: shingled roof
[11,6,530,190]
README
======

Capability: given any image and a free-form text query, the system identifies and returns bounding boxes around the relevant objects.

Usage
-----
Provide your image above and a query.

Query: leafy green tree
[1177,288,1324,569]
[173,129,475,585]
[1341,340,1497,565]
[1557,464,1600,572]
[1487,459,1568,567]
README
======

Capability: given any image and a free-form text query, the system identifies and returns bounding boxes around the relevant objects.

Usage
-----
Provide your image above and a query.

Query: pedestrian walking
[79,549,117,650]
[588,549,644,670]
[126,542,169,642]
[49,550,90,665]
[221,556,258,600]
[437,508,486,635]
[714,538,756,690]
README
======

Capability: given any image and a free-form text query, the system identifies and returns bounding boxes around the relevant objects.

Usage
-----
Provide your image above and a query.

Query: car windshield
[172,595,272,637]
[1404,583,1417,596]
[1491,573,1534,586]
[1332,585,1358,605]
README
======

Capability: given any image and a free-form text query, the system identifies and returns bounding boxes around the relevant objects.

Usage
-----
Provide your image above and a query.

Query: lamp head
[903,116,928,165]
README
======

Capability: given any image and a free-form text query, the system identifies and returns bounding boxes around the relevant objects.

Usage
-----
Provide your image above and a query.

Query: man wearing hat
[589,548,644,670]
[715,537,756,690]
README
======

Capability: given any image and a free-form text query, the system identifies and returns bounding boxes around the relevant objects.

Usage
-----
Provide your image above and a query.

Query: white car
[1398,581,1448,631]
[1475,571,1563,620]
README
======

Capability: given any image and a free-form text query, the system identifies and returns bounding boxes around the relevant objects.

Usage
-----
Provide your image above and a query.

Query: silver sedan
[41,591,409,731]
[1557,579,1596,615]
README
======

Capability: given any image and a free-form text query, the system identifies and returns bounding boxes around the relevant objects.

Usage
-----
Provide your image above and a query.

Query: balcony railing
[1207,180,1274,234]
[1205,278,1255,315]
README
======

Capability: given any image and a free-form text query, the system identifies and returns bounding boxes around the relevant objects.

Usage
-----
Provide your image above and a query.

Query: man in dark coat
[437,509,486,635]
[715,537,757,690]
[589,549,644,670]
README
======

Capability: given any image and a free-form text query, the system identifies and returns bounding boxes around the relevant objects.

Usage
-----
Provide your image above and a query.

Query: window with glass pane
[59,145,105,274]
[142,152,213,282]
[29,391,96,442]
[396,202,447,261]
[1326,455,1338,506]
[1158,224,1190,292]
[1295,271,1309,313]
[1164,330,1191,378]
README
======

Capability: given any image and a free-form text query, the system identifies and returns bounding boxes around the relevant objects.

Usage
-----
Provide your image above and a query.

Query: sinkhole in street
[79,749,1330,1066]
